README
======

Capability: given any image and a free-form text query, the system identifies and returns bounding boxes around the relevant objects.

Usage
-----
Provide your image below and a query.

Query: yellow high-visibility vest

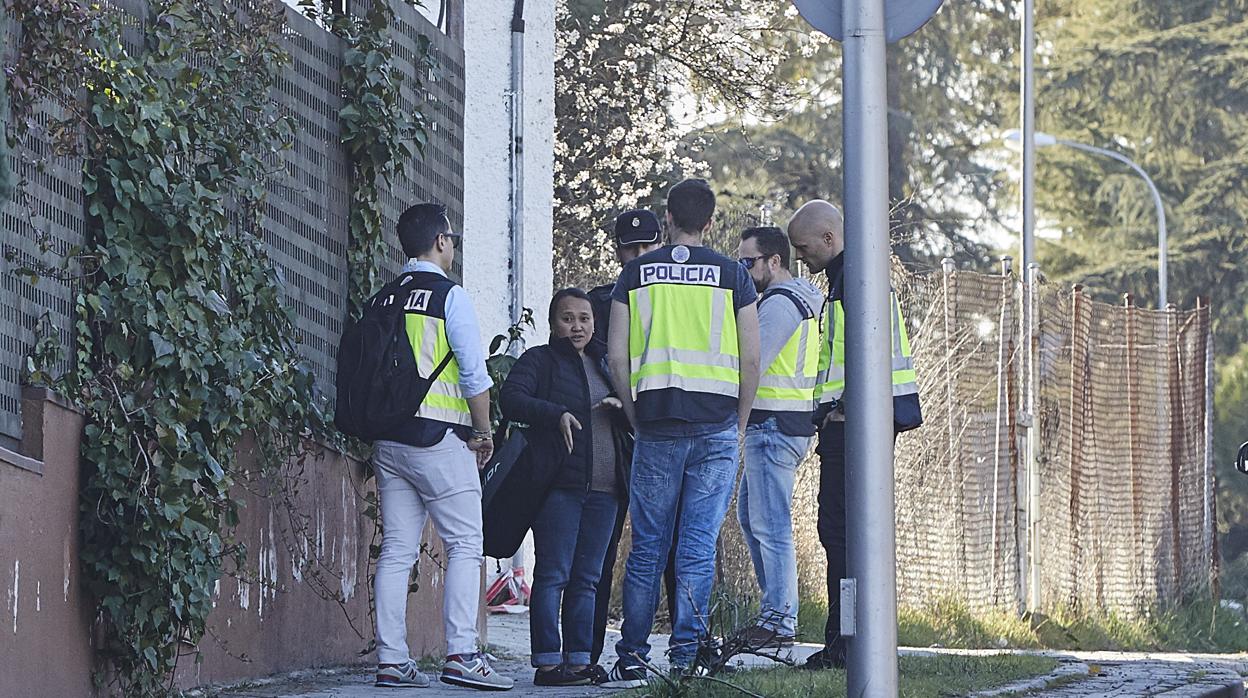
[815,291,918,406]
[754,291,821,413]
[405,310,472,427]
[627,281,740,400]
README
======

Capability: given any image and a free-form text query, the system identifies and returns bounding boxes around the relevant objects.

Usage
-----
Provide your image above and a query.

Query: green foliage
[1215,347,1248,561]
[37,1,328,693]
[6,0,433,692]
[5,0,96,127]
[1028,0,1248,569]
[1034,2,1248,330]
[486,307,534,432]
[0,4,11,202]
[695,0,1016,267]
[300,0,431,319]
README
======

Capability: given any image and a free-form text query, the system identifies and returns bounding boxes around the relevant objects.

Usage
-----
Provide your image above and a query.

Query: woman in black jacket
[500,288,629,687]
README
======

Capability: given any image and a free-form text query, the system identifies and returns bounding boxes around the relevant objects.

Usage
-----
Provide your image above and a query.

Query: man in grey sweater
[734,226,825,647]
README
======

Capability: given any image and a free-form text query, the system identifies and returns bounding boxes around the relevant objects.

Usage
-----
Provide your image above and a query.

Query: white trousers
[373,432,483,663]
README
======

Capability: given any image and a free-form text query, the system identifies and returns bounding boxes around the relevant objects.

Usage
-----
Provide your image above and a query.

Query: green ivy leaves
[322,0,431,320]
[67,1,324,694]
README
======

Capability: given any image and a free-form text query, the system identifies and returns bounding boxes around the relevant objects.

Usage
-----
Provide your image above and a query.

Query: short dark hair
[548,287,592,327]
[397,203,449,258]
[742,226,791,268]
[666,178,716,233]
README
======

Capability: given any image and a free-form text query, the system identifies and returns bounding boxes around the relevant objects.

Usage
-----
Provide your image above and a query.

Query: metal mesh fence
[616,264,1213,618]
[0,3,465,441]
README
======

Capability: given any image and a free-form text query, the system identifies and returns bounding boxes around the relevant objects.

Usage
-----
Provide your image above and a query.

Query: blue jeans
[616,425,739,667]
[737,418,810,636]
[530,488,619,667]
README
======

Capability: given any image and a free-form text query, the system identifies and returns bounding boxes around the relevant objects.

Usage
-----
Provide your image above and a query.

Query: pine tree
[696,0,1017,268]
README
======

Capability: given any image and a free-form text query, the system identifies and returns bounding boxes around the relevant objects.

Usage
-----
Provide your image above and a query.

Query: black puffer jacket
[500,336,631,496]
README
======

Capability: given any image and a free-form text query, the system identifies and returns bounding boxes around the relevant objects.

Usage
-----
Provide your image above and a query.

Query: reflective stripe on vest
[754,312,821,413]
[405,313,472,426]
[628,283,740,398]
[815,291,918,405]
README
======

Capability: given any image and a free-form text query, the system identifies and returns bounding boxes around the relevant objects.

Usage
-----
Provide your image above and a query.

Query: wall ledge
[0,441,44,475]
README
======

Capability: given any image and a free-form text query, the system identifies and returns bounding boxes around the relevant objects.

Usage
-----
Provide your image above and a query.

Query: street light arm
[1056,139,1168,308]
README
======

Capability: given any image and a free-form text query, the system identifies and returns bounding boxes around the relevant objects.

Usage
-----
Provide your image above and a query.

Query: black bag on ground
[334,277,452,442]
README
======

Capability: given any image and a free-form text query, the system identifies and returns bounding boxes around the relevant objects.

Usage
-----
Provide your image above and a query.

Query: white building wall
[462,0,555,348]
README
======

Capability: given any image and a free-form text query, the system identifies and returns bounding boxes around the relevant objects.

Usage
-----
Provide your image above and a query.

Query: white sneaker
[376,659,430,688]
[440,652,515,691]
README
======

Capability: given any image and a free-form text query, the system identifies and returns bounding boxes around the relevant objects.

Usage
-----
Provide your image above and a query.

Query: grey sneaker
[376,659,431,688]
[441,652,514,691]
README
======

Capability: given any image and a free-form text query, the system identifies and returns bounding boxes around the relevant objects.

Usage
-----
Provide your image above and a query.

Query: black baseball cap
[614,209,662,246]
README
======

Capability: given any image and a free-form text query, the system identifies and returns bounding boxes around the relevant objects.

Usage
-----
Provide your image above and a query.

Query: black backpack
[334,276,454,442]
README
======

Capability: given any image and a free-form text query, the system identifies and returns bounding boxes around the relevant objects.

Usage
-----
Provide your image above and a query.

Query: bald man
[787,200,923,670]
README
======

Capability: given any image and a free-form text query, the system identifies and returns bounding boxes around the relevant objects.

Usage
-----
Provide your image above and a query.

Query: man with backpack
[361,203,514,691]
[733,225,824,649]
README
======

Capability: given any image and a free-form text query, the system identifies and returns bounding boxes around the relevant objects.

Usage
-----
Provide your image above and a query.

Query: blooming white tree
[554,0,802,288]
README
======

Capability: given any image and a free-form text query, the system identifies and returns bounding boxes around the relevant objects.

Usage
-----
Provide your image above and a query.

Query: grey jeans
[373,432,483,663]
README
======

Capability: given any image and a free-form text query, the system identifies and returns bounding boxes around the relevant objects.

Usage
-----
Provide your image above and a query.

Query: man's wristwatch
[470,428,492,441]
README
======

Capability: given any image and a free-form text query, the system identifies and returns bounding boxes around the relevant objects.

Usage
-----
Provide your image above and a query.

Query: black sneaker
[600,659,648,688]
[801,645,846,671]
[533,665,591,687]
[574,664,609,685]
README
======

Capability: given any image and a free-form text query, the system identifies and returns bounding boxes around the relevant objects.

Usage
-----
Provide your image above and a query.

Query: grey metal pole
[1020,0,1036,273]
[508,0,526,327]
[1025,261,1041,611]
[842,0,898,693]
[1054,139,1167,308]
[1019,0,1039,613]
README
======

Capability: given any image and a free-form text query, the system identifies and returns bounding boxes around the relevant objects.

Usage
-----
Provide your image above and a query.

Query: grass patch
[793,595,1248,653]
[624,654,1057,697]
[891,596,1248,653]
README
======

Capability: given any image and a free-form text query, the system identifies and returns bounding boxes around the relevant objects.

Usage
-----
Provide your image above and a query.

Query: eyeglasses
[738,254,772,270]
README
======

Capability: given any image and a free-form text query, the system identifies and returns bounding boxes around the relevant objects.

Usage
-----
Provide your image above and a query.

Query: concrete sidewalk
[205,613,1248,697]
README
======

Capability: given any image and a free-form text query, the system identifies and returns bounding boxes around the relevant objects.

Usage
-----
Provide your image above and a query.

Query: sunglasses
[441,231,463,250]
[738,254,772,270]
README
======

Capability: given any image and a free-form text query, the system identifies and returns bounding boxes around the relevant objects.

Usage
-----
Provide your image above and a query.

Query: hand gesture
[468,436,494,470]
[559,412,583,454]
[596,397,623,411]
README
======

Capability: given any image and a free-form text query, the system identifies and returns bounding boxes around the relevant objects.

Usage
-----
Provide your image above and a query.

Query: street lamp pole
[1003,130,1169,309]
[1051,139,1168,308]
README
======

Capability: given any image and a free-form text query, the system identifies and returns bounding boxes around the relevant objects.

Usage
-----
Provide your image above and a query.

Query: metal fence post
[940,257,965,592]
[990,258,1013,606]
[1068,284,1087,603]
[1166,302,1184,596]
[1123,293,1144,604]
[1200,297,1217,595]
[1024,262,1042,611]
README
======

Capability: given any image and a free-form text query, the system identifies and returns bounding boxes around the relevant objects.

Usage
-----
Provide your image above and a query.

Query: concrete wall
[0,390,94,698]
[0,390,465,696]
[462,0,556,346]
